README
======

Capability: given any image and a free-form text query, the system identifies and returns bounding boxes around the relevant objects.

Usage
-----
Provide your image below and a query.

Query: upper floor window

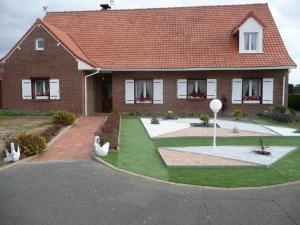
[244,32,258,51]
[35,38,44,51]
[135,80,153,103]
[187,79,207,99]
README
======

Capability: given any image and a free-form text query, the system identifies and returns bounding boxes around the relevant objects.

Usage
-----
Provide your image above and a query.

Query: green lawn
[103,117,300,188]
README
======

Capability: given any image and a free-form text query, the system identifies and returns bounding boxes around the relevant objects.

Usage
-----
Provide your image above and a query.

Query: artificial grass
[102,118,300,188]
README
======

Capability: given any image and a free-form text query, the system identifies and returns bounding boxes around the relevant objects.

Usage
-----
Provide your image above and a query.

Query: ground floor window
[188,79,207,99]
[35,80,50,100]
[243,79,261,102]
[135,80,153,103]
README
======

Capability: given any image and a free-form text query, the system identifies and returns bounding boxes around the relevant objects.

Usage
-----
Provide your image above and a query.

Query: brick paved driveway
[33,116,104,162]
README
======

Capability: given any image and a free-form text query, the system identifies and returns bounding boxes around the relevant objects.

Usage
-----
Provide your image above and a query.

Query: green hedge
[0,110,54,116]
[288,94,300,111]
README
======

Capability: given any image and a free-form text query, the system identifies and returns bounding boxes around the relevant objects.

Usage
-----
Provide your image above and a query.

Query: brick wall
[0,80,2,108]
[112,70,288,115]
[2,25,85,115]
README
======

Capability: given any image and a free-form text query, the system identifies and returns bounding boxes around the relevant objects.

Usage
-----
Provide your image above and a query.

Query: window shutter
[207,79,217,99]
[232,78,242,104]
[22,79,32,100]
[50,79,60,100]
[177,79,187,99]
[262,78,273,104]
[125,80,134,104]
[153,79,163,104]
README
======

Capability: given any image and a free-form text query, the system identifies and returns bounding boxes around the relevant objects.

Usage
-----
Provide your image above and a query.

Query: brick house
[0,3,296,115]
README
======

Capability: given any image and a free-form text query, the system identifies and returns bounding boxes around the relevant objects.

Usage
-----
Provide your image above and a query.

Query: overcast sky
[0,0,299,84]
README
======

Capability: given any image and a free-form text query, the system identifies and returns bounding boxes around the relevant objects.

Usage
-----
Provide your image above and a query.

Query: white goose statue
[4,142,20,163]
[94,136,110,157]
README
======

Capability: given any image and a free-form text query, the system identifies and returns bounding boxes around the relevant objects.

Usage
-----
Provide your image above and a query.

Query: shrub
[101,112,120,150]
[52,111,75,126]
[271,111,294,123]
[234,109,242,120]
[37,124,63,143]
[127,110,141,116]
[288,84,294,94]
[17,133,46,156]
[151,115,159,124]
[288,94,300,111]
[200,114,210,126]
[165,111,177,120]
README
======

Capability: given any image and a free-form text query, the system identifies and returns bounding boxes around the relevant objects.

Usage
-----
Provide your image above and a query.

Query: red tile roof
[5,3,298,70]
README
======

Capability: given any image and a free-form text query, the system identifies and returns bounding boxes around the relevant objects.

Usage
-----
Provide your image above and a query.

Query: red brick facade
[112,70,288,115]
[2,25,85,115]
[0,23,289,116]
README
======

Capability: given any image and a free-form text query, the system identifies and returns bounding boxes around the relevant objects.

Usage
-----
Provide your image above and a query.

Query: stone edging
[0,118,80,172]
[91,151,300,191]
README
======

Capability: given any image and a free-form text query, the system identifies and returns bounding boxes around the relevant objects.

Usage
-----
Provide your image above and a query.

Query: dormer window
[244,32,258,51]
[233,11,265,54]
[35,38,44,51]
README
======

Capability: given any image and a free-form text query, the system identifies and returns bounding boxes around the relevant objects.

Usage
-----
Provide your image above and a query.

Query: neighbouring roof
[4,3,298,70]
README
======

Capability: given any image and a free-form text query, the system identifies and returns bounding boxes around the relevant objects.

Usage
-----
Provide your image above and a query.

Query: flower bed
[97,112,121,151]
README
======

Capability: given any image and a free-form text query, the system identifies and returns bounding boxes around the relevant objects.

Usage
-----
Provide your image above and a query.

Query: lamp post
[209,99,222,149]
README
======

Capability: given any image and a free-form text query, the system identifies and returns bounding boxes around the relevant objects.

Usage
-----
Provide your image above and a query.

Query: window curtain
[251,33,258,50]
[145,80,153,98]
[198,80,206,93]
[136,81,144,99]
[251,79,260,96]
[243,80,250,97]
[188,81,195,96]
[244,33,250,50]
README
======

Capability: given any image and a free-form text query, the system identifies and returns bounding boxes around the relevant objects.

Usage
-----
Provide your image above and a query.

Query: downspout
[84,69,100,116]
[282,70,289,106]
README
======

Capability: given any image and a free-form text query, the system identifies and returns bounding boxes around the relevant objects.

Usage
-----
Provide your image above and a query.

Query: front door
[102,76,112,113]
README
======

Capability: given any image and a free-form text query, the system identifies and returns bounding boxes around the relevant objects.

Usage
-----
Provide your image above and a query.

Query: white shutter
[207,79,217,99]
[262,78,273,104]
[177,79,187,99]
[22,80,32,100]
[125,80,134,104]
[50,79,60,100]
[232,78,242,104]
[153,79,163,104]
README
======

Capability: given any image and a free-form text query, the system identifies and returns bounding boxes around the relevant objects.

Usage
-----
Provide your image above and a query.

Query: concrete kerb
[91,151,300,191]
[0,118,80,171]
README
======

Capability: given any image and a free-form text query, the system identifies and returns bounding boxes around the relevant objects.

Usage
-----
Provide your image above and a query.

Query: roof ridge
[45,3,268,14]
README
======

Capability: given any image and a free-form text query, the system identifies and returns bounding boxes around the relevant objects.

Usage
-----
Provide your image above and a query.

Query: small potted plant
[151,114,160,124]
[165,111,177,120]
[253,138,271,156]
[234,109,242,120]
[200,114,210,126]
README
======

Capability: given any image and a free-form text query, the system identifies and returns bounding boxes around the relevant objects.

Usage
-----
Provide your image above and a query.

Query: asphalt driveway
[0,160,299,225]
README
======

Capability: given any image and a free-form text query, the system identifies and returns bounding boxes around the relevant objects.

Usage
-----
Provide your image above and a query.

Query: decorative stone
[233,127,240,133]
[94,136,110,157]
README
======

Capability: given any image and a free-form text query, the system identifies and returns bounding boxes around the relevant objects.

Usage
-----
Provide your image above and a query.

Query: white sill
[243,100,260,104]
[35,48,44,51]
[188,96,207,100]
[136,100,152,104]
[36,96,49,100]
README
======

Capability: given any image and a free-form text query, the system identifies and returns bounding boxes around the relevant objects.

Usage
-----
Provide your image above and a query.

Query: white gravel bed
[160,146,297,166]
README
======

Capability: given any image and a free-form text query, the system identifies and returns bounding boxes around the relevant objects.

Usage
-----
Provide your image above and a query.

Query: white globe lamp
[209,99,222,149]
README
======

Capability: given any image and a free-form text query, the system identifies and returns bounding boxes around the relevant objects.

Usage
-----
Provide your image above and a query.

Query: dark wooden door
[102,81,112,113]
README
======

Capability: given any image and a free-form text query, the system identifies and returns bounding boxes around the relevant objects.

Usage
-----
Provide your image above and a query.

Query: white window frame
[239,17,263,54]
[244,32,258,51]
[35,80,49,100]
[35,38,45,51]
[135,80,153,104]
[242,79,261,104]
[187,79,207,99]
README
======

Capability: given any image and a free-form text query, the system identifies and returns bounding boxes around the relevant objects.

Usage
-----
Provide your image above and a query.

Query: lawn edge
[91,151,300,191]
